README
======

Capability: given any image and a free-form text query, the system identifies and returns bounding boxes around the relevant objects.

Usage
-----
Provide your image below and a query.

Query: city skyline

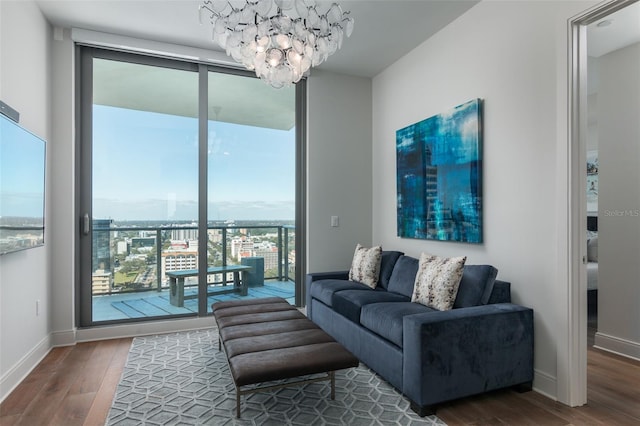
[0,114,46,219]
[92,105,295,222]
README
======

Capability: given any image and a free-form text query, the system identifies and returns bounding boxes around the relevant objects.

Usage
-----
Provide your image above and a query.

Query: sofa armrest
[488,280,511,304]
[402,303,533,408]
[305,271,350,316]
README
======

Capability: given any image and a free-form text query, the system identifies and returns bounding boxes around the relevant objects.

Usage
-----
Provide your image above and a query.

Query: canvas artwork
[396,99,483,243]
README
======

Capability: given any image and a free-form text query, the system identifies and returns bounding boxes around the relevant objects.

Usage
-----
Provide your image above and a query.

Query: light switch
[331,216,339,227]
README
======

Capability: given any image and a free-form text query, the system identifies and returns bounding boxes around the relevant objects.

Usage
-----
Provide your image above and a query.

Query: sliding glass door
[206,71,296,313]
[78,48,303,326]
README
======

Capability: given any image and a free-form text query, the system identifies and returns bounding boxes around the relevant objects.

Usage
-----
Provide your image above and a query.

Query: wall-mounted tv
[0,113,46,255]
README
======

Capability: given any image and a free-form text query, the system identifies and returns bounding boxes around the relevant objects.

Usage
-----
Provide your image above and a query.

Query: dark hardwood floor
[438,345,640,425]
[0,338,131,426]
[1,332,638,425]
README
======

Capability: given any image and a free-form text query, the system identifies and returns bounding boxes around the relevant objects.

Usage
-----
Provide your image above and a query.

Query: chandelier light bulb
[200,0,354,88]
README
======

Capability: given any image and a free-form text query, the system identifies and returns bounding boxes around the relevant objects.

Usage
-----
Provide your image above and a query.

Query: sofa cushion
[412,253,466,311]
[360,302,435,348]
[453,265,499,308]
[310,279,370,307]
[378,251,404,290]
[349,244,382,288]
[332,290,409,324]
[387,255,419,298]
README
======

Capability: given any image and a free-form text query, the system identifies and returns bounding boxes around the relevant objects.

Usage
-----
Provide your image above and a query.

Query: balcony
[91,223,295,322]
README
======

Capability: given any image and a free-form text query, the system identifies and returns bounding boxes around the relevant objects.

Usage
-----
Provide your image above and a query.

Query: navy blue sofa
[305,251,534,416]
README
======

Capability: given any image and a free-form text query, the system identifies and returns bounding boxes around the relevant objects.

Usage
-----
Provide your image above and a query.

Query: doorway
[569,0,640,408]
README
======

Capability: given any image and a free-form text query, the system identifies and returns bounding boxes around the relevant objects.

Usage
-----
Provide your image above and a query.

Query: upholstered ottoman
[211,297,359,418]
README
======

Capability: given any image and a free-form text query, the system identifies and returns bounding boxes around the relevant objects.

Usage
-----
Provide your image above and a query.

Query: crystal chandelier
[199,0,354,88]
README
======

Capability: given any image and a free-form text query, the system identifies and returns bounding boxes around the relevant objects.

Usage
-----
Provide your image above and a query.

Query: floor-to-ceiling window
[77,47,303,326]
[206,71,297,313]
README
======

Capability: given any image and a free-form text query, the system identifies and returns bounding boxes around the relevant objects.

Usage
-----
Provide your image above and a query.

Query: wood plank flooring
[438,345,640,426]
[0,339,131,426]
[1,336,638,425]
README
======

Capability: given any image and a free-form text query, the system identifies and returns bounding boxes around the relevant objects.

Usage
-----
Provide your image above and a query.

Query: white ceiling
[33,0,639,131]
[587,1,640,58]
[34,0,640,75]
[35,0,479,78]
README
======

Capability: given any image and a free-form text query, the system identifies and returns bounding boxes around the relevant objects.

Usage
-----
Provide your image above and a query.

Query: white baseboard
[51,329,77,347]
[0,334,51,403]
[533,368,557,401]
[594,332,640,361]
[75,317,215,342]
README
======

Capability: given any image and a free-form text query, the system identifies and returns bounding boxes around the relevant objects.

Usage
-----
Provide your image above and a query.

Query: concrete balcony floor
[92,280,295,322]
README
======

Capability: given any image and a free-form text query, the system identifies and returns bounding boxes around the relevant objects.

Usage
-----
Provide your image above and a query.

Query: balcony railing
[91,223,295,297]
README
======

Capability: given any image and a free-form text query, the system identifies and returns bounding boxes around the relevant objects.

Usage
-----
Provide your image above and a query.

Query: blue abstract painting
[396,99,483,243]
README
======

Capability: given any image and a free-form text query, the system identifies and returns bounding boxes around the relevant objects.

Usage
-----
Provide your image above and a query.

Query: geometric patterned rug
[106,328,447,425]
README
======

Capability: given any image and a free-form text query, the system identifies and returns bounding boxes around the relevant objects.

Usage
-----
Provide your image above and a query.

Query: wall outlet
[331,216,339,227]
[36,300,40,316]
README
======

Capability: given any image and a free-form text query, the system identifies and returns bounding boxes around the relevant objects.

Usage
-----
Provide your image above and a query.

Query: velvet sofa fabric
[453,264,498,308]
[332,289,409,323]
[360,302,435,347]
[387,255,420,297]
[306,254,534,415]
[378,250,404,289]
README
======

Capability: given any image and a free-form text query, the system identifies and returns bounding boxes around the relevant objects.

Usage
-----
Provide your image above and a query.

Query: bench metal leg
[234,371,338,418]
[330,371,335,400]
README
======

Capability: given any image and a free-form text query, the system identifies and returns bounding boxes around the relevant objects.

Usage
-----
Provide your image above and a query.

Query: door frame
[566,0,638,407]
[75,46,306,327]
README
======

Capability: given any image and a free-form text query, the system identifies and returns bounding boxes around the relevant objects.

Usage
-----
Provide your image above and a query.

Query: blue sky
[0,116,46,219]
[92,105,295,221]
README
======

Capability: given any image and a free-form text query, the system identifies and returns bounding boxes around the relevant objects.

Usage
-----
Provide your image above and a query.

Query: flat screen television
[0,113,46,255]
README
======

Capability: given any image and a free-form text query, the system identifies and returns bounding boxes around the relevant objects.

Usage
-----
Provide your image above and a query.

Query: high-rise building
[231,237,254,260]
[92,219,112,272]
[161,250,198,283]
[92,269,111,294]
[171,224,198,241]
[208,229,223,243]
[253,248,278,270]
[131,237,155,249]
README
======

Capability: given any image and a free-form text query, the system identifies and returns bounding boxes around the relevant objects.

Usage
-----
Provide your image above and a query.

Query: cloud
[93,198,294,221]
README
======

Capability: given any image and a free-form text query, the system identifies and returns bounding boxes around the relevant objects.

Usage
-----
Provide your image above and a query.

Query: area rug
[106,328,447,425]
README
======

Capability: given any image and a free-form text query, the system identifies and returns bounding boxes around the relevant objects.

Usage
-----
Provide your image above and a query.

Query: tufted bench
[211,297,359,418]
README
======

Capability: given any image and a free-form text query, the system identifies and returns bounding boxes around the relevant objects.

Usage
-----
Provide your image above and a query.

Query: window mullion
[197,64,209,316]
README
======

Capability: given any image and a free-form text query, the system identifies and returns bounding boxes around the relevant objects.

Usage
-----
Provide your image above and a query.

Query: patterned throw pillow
[349,244,382,289]
[411,253,467,311]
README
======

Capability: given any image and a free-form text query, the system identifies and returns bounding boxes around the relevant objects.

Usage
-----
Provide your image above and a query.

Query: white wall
[587,56,599,152]
[49,28,77,346]
[372,0,595,402]
[595,42,640,359]
[306,70,373,273]
[0,0,52,401]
